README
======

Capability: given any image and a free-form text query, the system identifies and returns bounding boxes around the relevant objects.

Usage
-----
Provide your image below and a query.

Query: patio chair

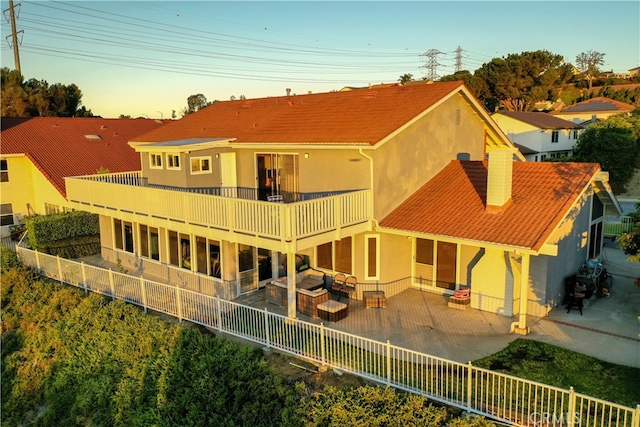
[330,273,347,299]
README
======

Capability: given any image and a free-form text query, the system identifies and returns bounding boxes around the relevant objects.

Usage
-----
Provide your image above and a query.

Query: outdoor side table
[317,299,348,322]
[363,290,387,308]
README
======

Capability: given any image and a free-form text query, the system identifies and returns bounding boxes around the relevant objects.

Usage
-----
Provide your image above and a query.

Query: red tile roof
[380,160,600,251]
[131,81,465,146]
[1,117,167,197]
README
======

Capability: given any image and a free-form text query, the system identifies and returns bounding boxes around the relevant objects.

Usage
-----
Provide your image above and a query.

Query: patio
[77,240,639,368]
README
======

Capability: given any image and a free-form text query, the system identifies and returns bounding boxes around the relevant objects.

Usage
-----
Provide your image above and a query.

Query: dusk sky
[1,1,638,119]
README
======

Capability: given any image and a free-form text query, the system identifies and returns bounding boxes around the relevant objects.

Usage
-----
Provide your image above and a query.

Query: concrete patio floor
[238,240,640,368]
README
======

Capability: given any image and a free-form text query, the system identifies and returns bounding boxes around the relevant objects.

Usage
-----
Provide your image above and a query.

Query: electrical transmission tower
[420,49,443,81]
[454,46,463,73]
[3,0,22,74]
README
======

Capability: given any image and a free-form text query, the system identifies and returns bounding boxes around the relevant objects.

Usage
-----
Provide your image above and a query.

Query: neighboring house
[0,117,167,238]
[491,111,583,162]
[62,81,620,334]
[629,66,640,77]
[550,97,635,124]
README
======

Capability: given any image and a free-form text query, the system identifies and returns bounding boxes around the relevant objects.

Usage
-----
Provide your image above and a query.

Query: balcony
[65,172,373,251]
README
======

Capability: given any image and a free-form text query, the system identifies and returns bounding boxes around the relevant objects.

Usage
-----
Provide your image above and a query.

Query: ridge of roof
[379,160,600,251]
[130,81,465,146]
[493,111,582,129]
[0,117,166,197]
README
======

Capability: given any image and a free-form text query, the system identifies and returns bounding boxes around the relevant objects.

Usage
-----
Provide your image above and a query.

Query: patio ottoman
[317,299,348,322]
[363,290,387,308]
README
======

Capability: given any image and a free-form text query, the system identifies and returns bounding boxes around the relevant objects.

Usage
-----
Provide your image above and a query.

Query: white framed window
[573,130,579,140]
[167,154,181,170]
[1,159,8,182]
[551,131,559,143]
[191,156,212,174]
[364,234,380,281]
[150,153,163,169]
[1,203,14,226]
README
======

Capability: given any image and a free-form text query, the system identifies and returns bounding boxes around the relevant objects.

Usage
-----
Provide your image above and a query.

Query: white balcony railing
[65,172,373,245]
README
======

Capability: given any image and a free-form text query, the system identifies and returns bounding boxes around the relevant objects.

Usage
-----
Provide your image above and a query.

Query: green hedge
[24,211,101,258]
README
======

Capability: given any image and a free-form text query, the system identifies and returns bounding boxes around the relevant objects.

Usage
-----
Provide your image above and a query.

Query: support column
[514,253,531,335]
[286,252,296,318]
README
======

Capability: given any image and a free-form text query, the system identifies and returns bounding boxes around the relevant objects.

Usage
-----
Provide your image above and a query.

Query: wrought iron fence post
[81,261,88,295]
[56,255,63,283]
[320,323,326,367]
[263,308,270,349]
[108,268,116,300]
[215,296,223,331]
[467,361,473,411]
[176,286,183,323]
[567,386,576,427]
[140,277,147,313]
[386,340,391,385]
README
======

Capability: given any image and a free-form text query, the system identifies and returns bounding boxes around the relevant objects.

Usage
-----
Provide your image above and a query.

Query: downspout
[512,252,531,335]
[358,148,378,228]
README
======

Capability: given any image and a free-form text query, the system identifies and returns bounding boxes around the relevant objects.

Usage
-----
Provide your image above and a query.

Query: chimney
[286,88,291,96]
[486,149,514,212]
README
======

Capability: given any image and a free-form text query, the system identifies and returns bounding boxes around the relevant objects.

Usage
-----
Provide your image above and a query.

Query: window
[316,238,352,274]
[551,131,559,143]
[139,224,160,261]
[540,154,547,161]
[317,242,333,270]
[114,219,134,253]
[191,156,212,174]
[416,238,434,265]
[1,203,14,226]
[167,154,180,170]
[150,153,163,169]
[0,159,8,182]
[364,235,379,280]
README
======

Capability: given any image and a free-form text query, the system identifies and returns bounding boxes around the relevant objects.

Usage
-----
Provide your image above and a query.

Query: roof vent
[100,125,108,130]
[85,134,102,140]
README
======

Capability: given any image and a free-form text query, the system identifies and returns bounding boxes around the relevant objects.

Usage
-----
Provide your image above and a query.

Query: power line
[420,49,443,80]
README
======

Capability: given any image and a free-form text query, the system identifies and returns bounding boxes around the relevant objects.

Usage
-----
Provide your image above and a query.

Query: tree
[186,93,209,115]
[575,50,605,90]
[571,117,639,193]
[617,202,640,263]
[398,73,414,84]
[472,50,574,112]
[0,67,93,117]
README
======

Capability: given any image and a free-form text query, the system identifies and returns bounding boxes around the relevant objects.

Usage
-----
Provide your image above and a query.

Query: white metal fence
[14,246,640,427]
[604,215,636,237]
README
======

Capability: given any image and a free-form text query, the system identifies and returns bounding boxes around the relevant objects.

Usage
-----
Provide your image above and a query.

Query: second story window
[167,154,180,170]
[191,156,212,174]
[1,159,8,182]
[573,130,579,140]
[150,154,163,169]
[551,131,559,143]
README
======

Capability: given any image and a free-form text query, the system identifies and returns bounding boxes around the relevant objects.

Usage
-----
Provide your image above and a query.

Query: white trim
[150,153,163,169]
[166,153,181,170]
[190,156,212,175]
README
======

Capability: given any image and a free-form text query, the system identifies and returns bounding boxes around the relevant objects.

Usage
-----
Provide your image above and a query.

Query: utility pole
[454,46,463,73]
[4,0,22,74]
[420,49,443,81]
